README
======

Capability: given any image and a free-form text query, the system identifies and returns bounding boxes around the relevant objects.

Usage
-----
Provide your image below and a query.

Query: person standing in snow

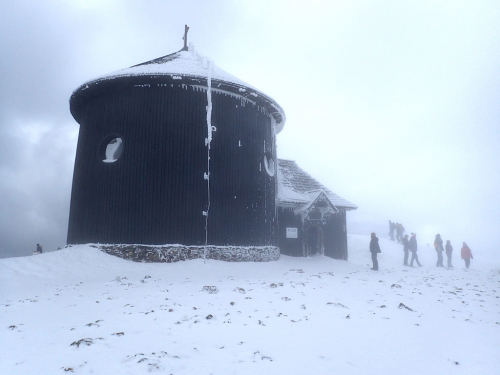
[409,233,422,267]
[369,232,381,271]
[434,234,444,267]
[36,244,43,253]
[388,220,395,241]
[402,234,410,266]
[396,223,404,243]
[461,242,473,269]
[445,240,453,268]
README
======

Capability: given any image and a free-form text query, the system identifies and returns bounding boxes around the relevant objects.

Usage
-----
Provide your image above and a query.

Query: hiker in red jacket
[461,242,473,269]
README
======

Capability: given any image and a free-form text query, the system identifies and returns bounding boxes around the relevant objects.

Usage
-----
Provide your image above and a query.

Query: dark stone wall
[84,244,280,263]
[68,79,277,247]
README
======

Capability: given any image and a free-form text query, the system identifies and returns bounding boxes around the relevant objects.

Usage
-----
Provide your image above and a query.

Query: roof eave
[70,72,285,132]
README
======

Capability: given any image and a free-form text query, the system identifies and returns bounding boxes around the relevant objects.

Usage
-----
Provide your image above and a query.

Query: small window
[264,152,275,177]
[100,136,124,163]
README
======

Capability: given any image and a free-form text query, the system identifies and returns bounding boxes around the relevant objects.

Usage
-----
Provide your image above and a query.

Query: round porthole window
[264,152,275,177]
[100,136,124,163]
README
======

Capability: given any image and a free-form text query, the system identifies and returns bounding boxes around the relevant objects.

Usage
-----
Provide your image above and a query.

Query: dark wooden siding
[209,94,277,246]
[277,207,303,256]
[67,83,277,246]
[323,210,348,260]
[277,208,348,259]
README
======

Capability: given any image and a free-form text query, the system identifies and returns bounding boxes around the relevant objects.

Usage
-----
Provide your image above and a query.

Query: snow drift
[1,235,499,374]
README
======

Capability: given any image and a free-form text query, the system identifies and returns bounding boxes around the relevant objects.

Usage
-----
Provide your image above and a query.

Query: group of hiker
[388,220,405,243]
[432,233,473,269]
[369,221,474,271]
[369,231,422,271]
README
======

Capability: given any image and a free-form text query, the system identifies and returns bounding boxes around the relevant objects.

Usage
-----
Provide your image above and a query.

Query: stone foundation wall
[88,244,280,263]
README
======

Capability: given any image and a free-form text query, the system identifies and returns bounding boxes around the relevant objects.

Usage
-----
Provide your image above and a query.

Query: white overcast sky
[1,0,499,259]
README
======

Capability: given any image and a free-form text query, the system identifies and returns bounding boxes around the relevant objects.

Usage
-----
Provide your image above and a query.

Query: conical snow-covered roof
[102,47,252,88]
[70,46,286,132]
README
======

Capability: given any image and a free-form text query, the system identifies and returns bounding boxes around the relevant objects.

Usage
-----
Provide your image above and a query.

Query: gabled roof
[276,159,357,210]
[304,190,340,213]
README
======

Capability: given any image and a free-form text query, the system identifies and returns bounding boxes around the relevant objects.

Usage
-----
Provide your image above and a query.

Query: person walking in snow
[388,220,395,241]
[461,242,473,269]
[369,232,381,271]
[434,234,444,267]
[402,234,410,266]
[396,223,404,243]
[409,233,422,267]
[445,240,453,268]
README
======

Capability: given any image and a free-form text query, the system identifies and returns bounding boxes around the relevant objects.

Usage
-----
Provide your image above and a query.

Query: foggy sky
[1,0,499,260]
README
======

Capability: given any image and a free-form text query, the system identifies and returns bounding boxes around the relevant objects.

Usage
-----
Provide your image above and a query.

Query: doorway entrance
[306,225,323,256]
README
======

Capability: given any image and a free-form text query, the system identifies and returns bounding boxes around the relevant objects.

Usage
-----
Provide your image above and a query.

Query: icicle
[206,63,213,144]
[204,58,214,262]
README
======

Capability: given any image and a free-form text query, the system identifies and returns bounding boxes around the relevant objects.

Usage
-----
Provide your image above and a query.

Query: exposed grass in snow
[1,235,499,374]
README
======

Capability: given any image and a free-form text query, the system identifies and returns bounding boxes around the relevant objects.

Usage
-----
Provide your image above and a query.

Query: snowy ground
[1,235,499,375]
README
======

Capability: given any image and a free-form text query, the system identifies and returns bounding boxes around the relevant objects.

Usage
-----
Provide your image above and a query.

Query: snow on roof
[277,159,357,210]
[72,45,286,132]
[304,190,340,213]
[101,45,251,89]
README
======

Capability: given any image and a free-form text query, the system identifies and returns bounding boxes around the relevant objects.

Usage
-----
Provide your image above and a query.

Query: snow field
[1,235,499,374]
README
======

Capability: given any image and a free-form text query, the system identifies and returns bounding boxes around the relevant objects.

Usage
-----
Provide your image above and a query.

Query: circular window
[264,152,275,177]
[101,136,124,163]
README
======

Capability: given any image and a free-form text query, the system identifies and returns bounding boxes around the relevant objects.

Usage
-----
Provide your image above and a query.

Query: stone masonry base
[83,244,280,263]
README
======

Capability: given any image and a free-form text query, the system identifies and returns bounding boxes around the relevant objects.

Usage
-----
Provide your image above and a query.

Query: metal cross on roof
[182,25,189,51]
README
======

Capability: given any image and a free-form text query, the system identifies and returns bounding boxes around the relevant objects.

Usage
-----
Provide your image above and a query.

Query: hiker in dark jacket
[445,240,453,268]
[388,221,395,241]
[409,233,422,267]
[402,234,410,266]
[369,232,381,270]
[434,234,444,267]
[396,223,405,243]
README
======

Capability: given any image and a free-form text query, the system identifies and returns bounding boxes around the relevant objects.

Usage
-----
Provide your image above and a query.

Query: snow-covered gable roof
[71,45,285,132]
[304,190,340,213]
[277,159,357,210]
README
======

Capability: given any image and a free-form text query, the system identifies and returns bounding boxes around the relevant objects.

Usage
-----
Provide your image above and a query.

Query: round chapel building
[67,44,286,261]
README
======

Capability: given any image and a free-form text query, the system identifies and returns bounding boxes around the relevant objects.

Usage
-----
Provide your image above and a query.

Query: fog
[1,0,499,260]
